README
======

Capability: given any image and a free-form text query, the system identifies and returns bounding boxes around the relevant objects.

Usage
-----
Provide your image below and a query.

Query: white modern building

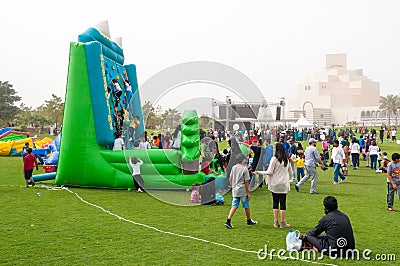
[287,54,384,126]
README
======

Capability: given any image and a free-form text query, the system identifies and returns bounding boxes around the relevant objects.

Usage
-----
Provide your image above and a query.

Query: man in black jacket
[306,196,355,257]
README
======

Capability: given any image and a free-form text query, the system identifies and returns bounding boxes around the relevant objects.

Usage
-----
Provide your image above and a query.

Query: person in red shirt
[243,136,251,145]
[23,148,38,188]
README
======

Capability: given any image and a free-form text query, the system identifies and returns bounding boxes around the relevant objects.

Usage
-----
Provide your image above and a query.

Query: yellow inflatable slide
[0,137,53,156]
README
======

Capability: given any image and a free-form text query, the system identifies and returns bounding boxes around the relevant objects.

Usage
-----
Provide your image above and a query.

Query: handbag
[299,235,313,250]
[286,229,302,251]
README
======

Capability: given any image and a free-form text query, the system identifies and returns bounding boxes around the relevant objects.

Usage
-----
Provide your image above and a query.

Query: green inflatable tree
[181,110,200,174]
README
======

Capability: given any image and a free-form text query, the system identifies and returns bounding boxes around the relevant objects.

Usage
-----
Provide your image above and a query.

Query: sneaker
[137,188,143,193]
[387,207,396,212]
[25,185,29,188]
[295,185,299,192]
[247,219,258,226]
[273,220,279,228]
[224,221,234,229]
[31,182,35,187]
[290,178,295,183]
[332,182,338,185]
[310,191,319,194]
[340,179,346,183]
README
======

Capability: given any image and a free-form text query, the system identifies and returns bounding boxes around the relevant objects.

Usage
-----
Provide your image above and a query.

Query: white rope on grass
[38,185,337,266]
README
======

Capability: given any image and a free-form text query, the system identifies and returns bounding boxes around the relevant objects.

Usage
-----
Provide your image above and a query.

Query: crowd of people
[109,121,399,254]
[199,125,397,145]
[220,134,358,256]
[201,125,397,256]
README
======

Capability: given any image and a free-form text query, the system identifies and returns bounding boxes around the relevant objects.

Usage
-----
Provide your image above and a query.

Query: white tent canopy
[293,114,313,129]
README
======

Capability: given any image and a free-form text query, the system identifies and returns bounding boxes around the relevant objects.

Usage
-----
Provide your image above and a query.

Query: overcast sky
[1,0,399,111]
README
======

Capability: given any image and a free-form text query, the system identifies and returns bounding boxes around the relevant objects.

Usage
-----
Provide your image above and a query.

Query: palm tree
[346,121,357,127]
[163,108,181,129]
[379,94,399,126]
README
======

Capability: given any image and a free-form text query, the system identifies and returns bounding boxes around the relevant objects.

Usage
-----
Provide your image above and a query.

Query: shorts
[24,170,33,180]
[231,195,249,208]
[114,90,122,98]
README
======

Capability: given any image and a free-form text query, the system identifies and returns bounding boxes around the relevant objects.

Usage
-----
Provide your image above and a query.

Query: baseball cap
[308,138,318,143]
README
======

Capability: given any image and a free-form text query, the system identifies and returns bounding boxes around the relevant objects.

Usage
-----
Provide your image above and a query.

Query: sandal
[280,221,290,228]
[273,220,279,228]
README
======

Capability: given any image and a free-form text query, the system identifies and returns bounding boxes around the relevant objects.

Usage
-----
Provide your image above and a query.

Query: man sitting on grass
[305,196,355,257]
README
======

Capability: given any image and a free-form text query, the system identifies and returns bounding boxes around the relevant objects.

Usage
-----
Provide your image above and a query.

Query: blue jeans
[297,165,318,193]
[387,180,400,208]
[297,168,305,182]
[333,163,346,183]
[370,154,378,170]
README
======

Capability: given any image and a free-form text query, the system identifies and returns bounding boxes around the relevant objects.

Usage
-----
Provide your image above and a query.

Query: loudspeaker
[276,106,281,120]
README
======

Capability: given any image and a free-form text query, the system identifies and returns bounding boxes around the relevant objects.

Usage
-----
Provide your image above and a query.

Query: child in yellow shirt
[292,153,305,182]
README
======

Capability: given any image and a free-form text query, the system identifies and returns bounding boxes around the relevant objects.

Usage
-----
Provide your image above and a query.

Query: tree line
[0,81,64,132]
[13,80,398,131]
[141,101,212,130]
[0,81,212,133]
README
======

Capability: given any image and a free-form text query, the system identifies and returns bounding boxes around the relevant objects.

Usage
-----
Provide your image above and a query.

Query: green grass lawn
[1,141,400,265]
